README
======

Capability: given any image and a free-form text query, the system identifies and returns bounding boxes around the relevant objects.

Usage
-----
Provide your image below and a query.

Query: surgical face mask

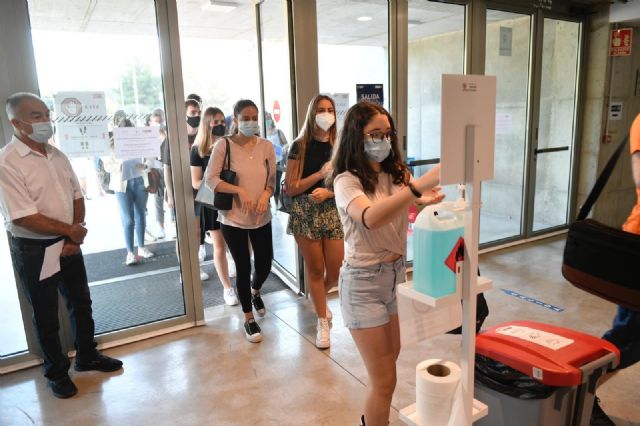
[315,112,335,131]
[364,138,392,162]
[211,124,226,137]
[186,115,200,129]
[23,120,54,144]
[238,120,259,137]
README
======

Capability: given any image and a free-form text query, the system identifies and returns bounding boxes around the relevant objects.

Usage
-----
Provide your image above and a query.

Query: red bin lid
[476,321,620,386]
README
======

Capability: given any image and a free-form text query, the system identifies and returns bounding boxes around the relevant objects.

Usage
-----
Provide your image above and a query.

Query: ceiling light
[357,16,373,22]
[202,0,238,13]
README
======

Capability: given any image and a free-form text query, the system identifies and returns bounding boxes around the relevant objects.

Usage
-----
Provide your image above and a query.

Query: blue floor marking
[501,289,564,312]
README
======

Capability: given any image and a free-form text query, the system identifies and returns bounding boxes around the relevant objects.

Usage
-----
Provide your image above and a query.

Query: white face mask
[238,120,259,137]
[315,112,335,131]
[22,120,54,144]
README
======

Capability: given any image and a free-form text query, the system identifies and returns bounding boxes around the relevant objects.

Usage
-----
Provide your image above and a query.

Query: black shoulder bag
[562,135,640,310]
[213,138,236,211]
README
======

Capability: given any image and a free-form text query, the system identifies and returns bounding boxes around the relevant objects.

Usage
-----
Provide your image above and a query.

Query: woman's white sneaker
[224,288,239,306]
[316,318,330,349]
[200,269,210,281]
[138,247,155,259]
[125,252,139,265]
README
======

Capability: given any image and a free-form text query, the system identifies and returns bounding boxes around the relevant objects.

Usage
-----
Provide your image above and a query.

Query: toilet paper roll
[415,359,461,426]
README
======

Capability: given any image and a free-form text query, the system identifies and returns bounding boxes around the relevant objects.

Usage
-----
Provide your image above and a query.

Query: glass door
[530,18,581,232]
[405,0,465,261]
[258,0,299,285]
[482,10,532,244]
[22,0,192,340]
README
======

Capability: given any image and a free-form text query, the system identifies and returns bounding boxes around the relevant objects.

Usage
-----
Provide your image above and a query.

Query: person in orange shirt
[601,114,640,369]
[592,114,640,425]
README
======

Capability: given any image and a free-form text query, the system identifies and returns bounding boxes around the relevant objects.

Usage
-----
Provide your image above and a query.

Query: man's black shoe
[590,397,615,426]
[48,376,78,399]
[75,353,123,372]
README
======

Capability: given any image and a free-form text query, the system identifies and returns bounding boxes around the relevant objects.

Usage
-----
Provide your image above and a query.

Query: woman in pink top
[206,99,276,343]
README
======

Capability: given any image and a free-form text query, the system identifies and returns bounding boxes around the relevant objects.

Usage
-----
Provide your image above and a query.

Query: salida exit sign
[610,28,632,56]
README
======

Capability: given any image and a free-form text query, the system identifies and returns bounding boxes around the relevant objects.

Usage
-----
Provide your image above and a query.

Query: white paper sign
[441,74,496,185]
[496,112,513,135]
[496,325,574,351]
[328,93,349,133]
[113,127,162,159]
[40,240,64,281]
[53,92,110,157]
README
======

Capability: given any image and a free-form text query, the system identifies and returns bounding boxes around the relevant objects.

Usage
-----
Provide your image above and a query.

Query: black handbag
[562,135,640,310]
[213,138,236,211]
[278,179,293,213]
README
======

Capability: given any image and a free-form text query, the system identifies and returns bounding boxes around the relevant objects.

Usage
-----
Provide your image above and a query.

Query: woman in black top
[190,107,238,306]
[286,94,344,349]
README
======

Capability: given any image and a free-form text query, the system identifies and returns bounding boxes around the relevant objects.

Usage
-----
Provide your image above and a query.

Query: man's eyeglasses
[364,130,396,141]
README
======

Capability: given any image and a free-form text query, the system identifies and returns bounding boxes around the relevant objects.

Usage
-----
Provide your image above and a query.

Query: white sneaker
[223,288,239,306]
[198,244,206,262]
[156,227,166,239]
[138,247,155,259]
[315,318,330,349]
[125,252,139,265]
[227,252,236,278]
[200,269,210,281]
[204,231,213,245]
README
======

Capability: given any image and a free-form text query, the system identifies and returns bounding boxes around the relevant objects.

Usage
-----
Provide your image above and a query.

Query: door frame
[0,0,204,374]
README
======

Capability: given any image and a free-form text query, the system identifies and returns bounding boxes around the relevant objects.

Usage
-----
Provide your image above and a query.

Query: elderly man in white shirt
[0,92,122,399]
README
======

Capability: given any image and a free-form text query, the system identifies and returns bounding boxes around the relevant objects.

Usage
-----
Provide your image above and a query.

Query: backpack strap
[577,135,629,221]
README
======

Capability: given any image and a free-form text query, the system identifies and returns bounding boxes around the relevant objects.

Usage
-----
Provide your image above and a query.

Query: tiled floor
[1,236,638,425]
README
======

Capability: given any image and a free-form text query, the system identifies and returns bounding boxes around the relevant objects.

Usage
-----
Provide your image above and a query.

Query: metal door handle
[534,146,569,155]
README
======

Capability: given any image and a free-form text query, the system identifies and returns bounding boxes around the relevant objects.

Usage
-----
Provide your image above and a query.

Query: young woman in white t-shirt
[331,101,443,426]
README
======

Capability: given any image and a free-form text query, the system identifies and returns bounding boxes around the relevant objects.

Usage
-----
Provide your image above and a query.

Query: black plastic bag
[475,354,555,400]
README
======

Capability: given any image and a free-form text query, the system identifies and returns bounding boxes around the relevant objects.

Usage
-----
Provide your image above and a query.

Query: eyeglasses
[364,130,396,141]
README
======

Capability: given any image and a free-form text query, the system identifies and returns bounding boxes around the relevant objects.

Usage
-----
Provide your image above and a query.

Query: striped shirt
[334,171,407,267]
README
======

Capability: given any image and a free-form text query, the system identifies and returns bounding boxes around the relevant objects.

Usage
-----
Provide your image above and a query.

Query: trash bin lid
[475,321,620,386]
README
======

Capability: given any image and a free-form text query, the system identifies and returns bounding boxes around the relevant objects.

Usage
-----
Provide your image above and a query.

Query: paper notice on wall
[496,325,574,350]
[496,113,513,134]
[113,126,162,159]
[329,93,350,133]
[499,27,513,56]
[53,92,110,157]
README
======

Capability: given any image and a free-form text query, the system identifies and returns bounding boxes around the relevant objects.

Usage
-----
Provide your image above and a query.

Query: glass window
[481,10,532,243]
[177,2,261,117]
[317,0,389,111]
[532,19,580,231]
[259,0,297,275]
[26,0,186,335]
[406,0,465,261]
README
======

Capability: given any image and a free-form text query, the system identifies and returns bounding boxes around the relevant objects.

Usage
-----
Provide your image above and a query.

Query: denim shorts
[339,257,406,329]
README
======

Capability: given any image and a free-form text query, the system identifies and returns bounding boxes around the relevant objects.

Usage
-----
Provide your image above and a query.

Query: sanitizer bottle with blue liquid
[412,191,465,298]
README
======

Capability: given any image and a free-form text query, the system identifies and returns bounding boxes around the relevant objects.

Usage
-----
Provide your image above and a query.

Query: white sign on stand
[53,91,110,158]
[113,127,162,159]
[440,75,496,185]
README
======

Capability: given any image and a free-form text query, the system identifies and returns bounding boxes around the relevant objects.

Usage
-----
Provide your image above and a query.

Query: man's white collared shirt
[0,135,83,239]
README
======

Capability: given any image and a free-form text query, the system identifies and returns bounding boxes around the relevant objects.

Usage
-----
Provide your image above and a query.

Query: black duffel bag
[562,135,640,310]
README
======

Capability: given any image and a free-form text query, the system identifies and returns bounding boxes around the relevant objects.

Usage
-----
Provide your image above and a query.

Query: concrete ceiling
[26,0,597,47]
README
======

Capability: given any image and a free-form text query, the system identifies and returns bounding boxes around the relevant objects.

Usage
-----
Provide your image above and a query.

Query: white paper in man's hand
[40,240,64,281]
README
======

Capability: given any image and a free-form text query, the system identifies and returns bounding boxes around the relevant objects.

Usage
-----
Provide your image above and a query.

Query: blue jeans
[602,306,640,370]
[115,177,148,253]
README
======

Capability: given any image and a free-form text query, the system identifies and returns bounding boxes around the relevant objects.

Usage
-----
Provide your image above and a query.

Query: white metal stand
[399,126,490,425]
